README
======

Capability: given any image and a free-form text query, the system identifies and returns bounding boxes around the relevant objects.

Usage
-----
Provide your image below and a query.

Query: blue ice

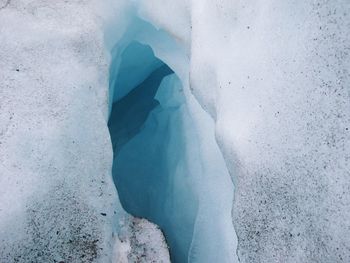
[108,42,197,262]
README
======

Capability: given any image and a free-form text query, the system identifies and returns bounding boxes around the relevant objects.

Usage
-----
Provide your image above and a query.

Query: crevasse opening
[108,40,198,262]
[107,11,238,263]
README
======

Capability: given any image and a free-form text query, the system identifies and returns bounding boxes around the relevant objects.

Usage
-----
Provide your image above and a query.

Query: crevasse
[106,7,238,263]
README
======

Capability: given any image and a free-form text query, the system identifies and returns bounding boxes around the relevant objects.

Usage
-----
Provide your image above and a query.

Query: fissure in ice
[107,15,237,263]
[108,41,197,262]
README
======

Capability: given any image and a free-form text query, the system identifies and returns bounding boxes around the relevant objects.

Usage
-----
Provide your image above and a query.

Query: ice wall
[109,72,198,262]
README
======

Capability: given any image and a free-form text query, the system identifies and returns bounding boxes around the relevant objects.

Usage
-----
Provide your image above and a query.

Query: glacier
[0,0,350,263]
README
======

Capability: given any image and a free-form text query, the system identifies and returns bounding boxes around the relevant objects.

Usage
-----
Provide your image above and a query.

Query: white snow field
[0,0,349,263]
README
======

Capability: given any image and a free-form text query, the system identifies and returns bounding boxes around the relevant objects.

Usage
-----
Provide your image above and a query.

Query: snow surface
[189,1,350,262]
[0,1,116,261]
[0,1,169,262]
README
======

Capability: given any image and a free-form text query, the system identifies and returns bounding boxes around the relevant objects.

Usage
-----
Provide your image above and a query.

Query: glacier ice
[1,0,349,262]
[107,13,237,261]
[109,68,198,262]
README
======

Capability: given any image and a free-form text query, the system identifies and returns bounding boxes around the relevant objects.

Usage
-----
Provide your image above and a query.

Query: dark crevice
[108,64,173,155]
[108,41,197,263]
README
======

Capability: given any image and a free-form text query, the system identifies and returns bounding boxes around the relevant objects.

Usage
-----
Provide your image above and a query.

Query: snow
[189,1,350,262]
[114,217,170,263]
[125,218,170,263]
[0,1,169,262]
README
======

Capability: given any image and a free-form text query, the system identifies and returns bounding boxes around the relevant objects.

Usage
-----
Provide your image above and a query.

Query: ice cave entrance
[108,41,198,263]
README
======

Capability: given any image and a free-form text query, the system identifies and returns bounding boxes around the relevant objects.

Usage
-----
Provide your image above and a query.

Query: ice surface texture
[1,0,349,262]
